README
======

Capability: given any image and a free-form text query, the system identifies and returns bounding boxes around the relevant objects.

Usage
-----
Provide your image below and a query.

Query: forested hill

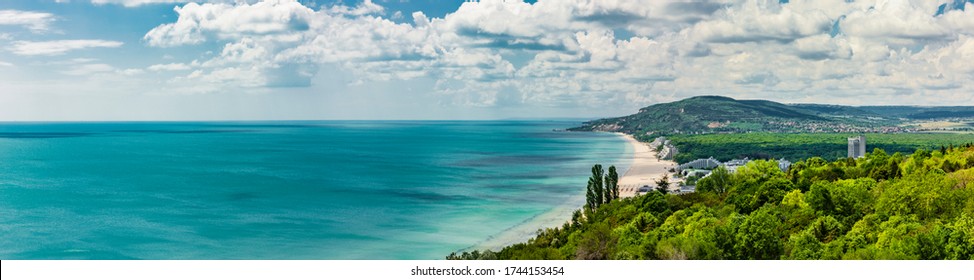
[569,96,825,134]
[569,96,974,134]
[449,145,974,260]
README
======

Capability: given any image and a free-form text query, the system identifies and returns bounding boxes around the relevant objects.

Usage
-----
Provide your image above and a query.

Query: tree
[786,230,823,260]
[656,174,670,194]
[698,166,731,194]
[571,209,583,228]
[807,216,845,242]
[592,164,604,207]
[781,189,809,209]
[749,178,795,211]
[941,160,960,173]
[943,214,974,260]
[605,166,619,203]
[586,177,597,211]
[587,164,616,211]
[806,181,835,214]
[735,206,784,259]
[576,222,615,260]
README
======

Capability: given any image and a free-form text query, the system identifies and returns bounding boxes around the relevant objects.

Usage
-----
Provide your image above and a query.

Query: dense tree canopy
[661,133,974,164]
[449,145,974,260]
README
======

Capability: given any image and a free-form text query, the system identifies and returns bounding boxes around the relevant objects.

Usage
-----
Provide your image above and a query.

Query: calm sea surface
[0,121,630,259]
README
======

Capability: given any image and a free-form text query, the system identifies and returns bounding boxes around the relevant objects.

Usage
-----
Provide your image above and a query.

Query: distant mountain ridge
[569,95,974,135]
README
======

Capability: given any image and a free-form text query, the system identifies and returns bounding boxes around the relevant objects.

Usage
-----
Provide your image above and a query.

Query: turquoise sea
[0,121,630,259]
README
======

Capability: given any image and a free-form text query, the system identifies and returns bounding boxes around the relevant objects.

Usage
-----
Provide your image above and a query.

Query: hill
[448,145,974,260]
[569,96,974,135]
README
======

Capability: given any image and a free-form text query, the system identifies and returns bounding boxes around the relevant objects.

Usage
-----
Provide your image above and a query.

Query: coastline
[465,132,676,252]
[465,193,587,251]
[616,133,679,197]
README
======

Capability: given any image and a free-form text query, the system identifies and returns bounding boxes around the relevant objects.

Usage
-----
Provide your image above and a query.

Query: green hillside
[449,145,974,260]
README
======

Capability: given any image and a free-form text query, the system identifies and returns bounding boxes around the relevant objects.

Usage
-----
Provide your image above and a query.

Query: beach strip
[617,133,678,197]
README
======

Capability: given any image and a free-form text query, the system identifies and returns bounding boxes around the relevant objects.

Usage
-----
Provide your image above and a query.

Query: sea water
[0,121,630,259]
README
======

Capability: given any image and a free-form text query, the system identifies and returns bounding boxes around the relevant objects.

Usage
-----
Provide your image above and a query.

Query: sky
[1,0,973,121]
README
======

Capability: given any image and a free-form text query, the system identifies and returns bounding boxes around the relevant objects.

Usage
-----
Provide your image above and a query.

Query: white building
[649,137,666,148]
[658,142,678,160]
[778,158,792,172]
[722,157,750,173]
[848,135,866,158]
[676,157,721,172]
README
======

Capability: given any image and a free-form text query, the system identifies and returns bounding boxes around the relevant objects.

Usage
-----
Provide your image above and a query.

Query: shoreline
[616,133,679,197]
[464,194,587,252]
[465,132,676,252]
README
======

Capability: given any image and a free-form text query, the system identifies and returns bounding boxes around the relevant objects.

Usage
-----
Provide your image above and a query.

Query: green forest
[448,144,974,260]
[658,133,974,164]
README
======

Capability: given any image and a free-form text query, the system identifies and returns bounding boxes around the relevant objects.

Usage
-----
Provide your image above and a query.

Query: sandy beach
[468,132,677,251]
[616,133,679,197]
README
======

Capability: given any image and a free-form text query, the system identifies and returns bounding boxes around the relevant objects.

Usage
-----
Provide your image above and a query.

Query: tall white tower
[848,135,866,158]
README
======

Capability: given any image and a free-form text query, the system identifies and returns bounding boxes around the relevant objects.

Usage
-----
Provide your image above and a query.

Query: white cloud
[91,0,186,6]
[144,1,314,47]
[140,0,974,108]
[61,63,115,76]
[0,10,56,32]
[117,68,146,76]
[793,34,852,60]
[0,61,13,67]
[88,0,255,7]
[8,40,124,56]
[69,58,99,64]
[689,0,832,43]
[148,63,192,71]
[842,0,952,45]
[328,0,385,16]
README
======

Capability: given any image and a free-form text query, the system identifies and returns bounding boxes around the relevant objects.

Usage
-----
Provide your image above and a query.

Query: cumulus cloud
[689,0,832,43]
[141,0,974,107]
[328,0,385,16]
[793,34,852,60]
[87,0,256,7]
[0,10,56,32]
[144,1,314,47]
[148,63,192,71]
[91,0,188,6]
[8,40,124,56]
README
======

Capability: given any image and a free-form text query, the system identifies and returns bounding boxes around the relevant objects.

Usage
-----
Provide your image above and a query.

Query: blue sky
[1,0,972,121]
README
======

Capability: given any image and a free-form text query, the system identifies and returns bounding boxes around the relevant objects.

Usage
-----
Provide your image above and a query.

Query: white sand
[465,132,677,252]
[616,133,679,197]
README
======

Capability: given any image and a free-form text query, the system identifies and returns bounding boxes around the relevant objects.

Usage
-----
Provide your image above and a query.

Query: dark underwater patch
[386,189,473,202]
[453,155,582,167]
[113,129,254,134]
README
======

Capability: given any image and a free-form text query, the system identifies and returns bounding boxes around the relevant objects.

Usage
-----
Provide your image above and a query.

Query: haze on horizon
[1,0,973,121]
